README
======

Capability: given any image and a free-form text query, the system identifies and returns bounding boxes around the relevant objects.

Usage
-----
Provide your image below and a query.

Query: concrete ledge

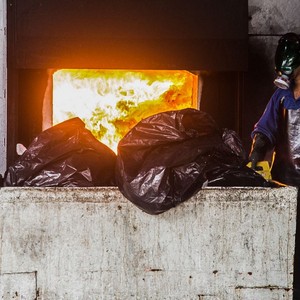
[0,186,297,299]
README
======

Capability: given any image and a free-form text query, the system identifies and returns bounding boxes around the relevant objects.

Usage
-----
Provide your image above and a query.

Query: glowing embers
[53,69,198,152]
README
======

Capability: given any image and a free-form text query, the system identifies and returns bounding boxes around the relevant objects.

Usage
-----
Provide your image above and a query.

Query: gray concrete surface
[0,186,297,299]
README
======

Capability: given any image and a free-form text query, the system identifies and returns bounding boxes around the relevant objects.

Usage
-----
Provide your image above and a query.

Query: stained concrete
[0,186,297,299]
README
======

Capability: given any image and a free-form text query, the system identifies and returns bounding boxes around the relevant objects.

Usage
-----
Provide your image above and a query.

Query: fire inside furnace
[52,69,199,152]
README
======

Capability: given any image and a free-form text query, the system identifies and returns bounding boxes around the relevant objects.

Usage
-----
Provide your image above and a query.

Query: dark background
[7,0,298,161]
[7,0,248,165]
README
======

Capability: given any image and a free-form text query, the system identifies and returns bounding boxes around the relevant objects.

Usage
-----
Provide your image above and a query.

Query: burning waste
[3,70,278,214]
[52,69,198,153]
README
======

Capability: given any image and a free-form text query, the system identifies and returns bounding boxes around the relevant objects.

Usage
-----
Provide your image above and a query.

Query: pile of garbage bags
[4,118,116,187]
[3,108,277,215]
[115,108,275,215]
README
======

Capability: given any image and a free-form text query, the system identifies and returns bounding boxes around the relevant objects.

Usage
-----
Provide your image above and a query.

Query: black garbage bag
[204,128,276,187]
[116,108,274,215]
[4,118,116,187]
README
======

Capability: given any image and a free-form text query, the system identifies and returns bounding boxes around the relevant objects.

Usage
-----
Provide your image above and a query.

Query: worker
[249,32,300,186]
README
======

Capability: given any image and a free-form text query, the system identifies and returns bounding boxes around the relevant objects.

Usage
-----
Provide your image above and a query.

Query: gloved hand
[249,133,272,170]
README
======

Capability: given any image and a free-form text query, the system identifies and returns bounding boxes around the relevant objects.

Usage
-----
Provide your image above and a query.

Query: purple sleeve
[251,90,282,145]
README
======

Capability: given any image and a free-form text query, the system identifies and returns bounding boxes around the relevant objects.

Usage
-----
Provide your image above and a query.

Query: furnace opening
[45,69,200,152]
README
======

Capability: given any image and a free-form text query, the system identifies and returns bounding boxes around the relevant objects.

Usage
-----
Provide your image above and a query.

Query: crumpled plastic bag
[4,118,116,187]
[116,108,274,215]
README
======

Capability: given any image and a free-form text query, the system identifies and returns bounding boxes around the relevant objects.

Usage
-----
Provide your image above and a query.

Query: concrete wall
[0,186,297,299]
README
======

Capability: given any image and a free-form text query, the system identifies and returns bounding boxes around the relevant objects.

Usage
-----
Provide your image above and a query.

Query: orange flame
[53,69,198,153]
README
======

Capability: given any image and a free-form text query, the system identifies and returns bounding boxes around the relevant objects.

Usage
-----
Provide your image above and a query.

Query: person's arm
[249,89,282,169]
[249,133,272,169]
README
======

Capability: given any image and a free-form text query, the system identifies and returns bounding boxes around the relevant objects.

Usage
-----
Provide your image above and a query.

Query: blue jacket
[252,87,300,145]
